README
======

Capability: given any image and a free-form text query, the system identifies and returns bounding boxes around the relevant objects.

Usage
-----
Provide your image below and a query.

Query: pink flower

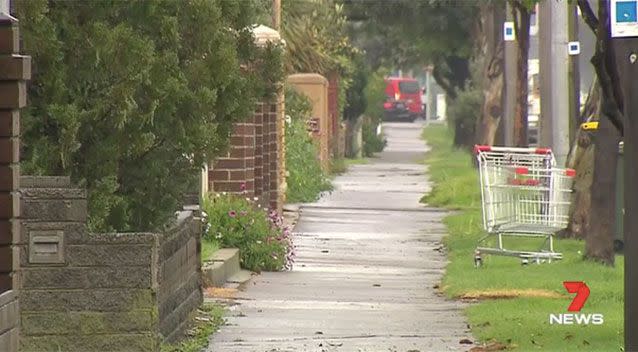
[240,182,247,191]
[228,211,237,218]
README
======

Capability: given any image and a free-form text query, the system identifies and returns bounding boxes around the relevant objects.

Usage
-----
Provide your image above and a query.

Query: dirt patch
[459,289,565,300]
[205,287,239,299]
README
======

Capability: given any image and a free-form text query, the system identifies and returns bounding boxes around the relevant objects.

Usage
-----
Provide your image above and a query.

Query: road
[207,121,473,352]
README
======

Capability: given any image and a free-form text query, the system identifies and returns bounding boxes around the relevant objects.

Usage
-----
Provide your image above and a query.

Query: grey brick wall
[18,176,202,352]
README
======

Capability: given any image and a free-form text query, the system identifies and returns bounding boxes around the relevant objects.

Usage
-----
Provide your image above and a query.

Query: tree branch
[431,66,457,100]
[591,51,624,134]
[577,0,599,35]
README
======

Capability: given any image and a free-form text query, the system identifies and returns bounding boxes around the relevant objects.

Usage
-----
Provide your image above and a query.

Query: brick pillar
[261,103,272,208]
[209,122,255,197]
[268,102,279,210]
[276,91,286,213]
[253,103,264,201]
[0,13,29,293]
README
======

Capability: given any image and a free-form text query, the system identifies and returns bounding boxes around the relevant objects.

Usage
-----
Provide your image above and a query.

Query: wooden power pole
[538,0,570,166]
[615,37,638,352]
[503,2,516,146]
[272,0,281,31]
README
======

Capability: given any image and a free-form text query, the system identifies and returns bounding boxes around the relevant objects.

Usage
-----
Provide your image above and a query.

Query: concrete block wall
[157,210,202,343]
[18,176,202,352]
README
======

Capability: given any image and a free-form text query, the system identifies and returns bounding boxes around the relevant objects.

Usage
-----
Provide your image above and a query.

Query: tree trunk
[511,3,530,147]
[578,0,624,265]
[561,78,600,239]
[476,43,504,146]
[585,109,620,265]
[475,2,505,147]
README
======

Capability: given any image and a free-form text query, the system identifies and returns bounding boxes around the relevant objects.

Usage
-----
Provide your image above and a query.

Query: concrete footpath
[207,121,473,352]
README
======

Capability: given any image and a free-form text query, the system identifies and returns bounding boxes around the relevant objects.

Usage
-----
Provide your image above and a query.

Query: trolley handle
[474,145,552,155]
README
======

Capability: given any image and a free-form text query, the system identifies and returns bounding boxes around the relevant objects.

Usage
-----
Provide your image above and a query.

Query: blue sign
[617,1,637,22]
[611,0,638,37]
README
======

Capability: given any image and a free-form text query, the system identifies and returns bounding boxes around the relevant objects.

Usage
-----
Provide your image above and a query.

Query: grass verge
[422,124,623,351]
[160,303,225,352]
[330,157,369,175]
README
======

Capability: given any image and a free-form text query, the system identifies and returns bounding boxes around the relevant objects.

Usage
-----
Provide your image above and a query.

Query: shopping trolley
[473,145,575,267]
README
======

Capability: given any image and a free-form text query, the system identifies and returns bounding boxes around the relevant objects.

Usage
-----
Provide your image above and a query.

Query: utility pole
[272,0,281,30]
[568,1,581,142]
[503,2,516,146]
[538,0,570,166]
[425,66,434,122]
[614,36,638,352]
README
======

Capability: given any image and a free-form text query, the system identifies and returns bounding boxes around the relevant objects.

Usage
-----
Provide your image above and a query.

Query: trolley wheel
[474,251,482,268]
[521,258,529,266]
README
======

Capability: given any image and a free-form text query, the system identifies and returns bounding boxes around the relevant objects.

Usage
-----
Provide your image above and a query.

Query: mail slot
[307,118,320,133]
[29,230,65,264]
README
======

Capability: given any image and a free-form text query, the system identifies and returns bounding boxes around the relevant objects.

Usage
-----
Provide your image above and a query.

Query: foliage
[362,117,386,157]
[363,67,388,121]
[16,0,282,232]
[343,54,369,121]
[160,303,225,352]
[201,239,219,264]
[282,0,359,121]
[284,88,333,203]
[447,84,483,147]
[344,0,477,99]
[359,68,388,157]
[422,124,623,351]
[202,193,294,272]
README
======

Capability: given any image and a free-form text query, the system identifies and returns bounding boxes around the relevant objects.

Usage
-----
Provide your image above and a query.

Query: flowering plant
[202,191,295,272]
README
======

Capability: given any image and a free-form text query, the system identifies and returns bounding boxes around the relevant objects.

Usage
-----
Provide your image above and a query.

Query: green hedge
[16,0,282,231]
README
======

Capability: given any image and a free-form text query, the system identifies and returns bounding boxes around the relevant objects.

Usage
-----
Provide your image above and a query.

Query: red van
[383,77,424,122]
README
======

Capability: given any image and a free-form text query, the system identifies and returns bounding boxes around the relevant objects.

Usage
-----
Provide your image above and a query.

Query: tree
[510,0,532,147]
[16,0,280,232]
[475,2,505,147]
[562,78,600,240]
[575,0,624,265]
[343,0,478,145]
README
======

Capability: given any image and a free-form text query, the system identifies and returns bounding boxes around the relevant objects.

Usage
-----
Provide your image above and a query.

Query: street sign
[504,22,515,41]
[0,0,9,15]
[611,0,638,37]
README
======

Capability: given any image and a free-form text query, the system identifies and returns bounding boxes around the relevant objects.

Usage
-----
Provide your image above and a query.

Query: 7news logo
[549,281,604,325]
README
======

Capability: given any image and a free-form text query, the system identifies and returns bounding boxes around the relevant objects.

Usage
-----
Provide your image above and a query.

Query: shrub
[362,117,387,157]
[447,84,482,148]
[285,88,332,203]
[360,67,388,156]
[202,193,294,272]
[16,0,283,232]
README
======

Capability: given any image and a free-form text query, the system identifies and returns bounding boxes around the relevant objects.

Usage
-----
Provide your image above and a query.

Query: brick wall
[18,176,202,352]
[0,12,30,352]
[209,97,284,212]
[208,26,285,214]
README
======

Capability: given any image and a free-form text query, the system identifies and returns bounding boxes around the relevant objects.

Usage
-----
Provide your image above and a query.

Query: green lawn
[422,124,623,351]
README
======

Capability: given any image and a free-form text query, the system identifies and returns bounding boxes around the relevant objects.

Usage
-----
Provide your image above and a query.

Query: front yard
[422,124,623,351]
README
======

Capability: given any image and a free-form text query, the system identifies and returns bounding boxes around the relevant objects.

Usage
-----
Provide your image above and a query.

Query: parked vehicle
[383,77,424,122]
